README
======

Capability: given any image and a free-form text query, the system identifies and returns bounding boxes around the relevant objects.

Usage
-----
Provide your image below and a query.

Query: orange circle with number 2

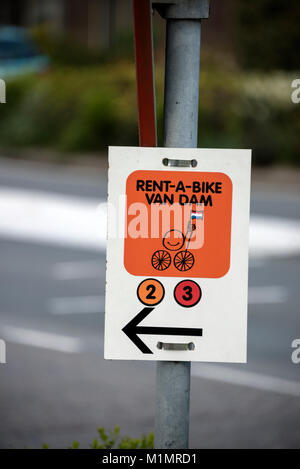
[137,278,165,306]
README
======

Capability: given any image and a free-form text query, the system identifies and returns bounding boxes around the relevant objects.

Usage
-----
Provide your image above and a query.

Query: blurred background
[0,0,300,449]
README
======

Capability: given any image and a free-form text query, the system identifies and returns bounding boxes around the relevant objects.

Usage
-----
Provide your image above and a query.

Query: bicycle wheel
[152,250,171,271]
[174,250,194,272]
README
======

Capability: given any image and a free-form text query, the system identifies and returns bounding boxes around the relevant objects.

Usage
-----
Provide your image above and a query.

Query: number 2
[146,284,156,300]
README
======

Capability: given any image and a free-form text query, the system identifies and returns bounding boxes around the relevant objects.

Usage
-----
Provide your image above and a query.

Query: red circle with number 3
[174,280,202,308]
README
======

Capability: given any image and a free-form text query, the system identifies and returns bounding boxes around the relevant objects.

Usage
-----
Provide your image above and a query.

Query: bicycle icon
[151,210,203,272]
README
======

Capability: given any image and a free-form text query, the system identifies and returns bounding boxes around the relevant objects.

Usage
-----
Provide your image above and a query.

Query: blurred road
[0,158,299,448]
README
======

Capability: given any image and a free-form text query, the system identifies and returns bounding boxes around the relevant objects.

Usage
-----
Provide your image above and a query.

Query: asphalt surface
[0,158,299,449]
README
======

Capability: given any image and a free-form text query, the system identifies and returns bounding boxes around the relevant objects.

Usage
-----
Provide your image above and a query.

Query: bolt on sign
[105,147,251,362]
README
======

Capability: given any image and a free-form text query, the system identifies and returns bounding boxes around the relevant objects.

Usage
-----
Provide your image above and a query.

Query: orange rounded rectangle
[124,170,232,278]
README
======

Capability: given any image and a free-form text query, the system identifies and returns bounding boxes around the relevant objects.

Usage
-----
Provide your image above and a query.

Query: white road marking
[249,216,300,258]
[52,261,103,280]
[248,286,288,304]
[192,364,300,397]
[0,326,84,353]
[3,323,299,396]
[0,188,106,251]
[48,295,105,314]
[0,187,300,258]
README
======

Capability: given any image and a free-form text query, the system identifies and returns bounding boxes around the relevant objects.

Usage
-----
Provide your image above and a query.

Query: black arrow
[122,307,203,354]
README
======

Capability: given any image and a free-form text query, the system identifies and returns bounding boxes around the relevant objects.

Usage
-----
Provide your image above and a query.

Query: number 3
[182,285,193,301]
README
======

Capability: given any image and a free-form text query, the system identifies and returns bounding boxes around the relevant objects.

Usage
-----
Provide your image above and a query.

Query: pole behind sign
[152,0,210,449]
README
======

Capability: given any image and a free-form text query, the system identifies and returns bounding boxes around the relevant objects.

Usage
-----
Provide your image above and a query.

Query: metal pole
[154,19,201,449]
[163,20,201,148]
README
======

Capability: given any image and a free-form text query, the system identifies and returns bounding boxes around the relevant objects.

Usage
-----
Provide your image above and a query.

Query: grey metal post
[163,19,201,148]
[153,0,210,449]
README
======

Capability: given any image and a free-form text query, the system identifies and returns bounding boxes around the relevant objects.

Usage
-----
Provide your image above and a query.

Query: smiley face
[163,229,185,251]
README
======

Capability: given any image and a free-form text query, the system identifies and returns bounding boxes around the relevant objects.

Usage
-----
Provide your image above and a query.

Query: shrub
[198,70,300,165]
[0,64,299,165]
[89,426,154,450]
[42,426,154,450]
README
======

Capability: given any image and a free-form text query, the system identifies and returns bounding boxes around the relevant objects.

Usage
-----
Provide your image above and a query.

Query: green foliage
[42,426,154,450]
[90,426,154,449]
[0,64,139,153]
[69,441,80,449]
[198,70,300,165]
[0,64,299,165]
[235,0,300,71]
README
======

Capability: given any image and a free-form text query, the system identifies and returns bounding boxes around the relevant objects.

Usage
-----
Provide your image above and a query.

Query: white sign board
[105,147,251,362]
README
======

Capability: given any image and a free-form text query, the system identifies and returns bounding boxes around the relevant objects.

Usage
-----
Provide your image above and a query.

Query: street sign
[105,146,251,362]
